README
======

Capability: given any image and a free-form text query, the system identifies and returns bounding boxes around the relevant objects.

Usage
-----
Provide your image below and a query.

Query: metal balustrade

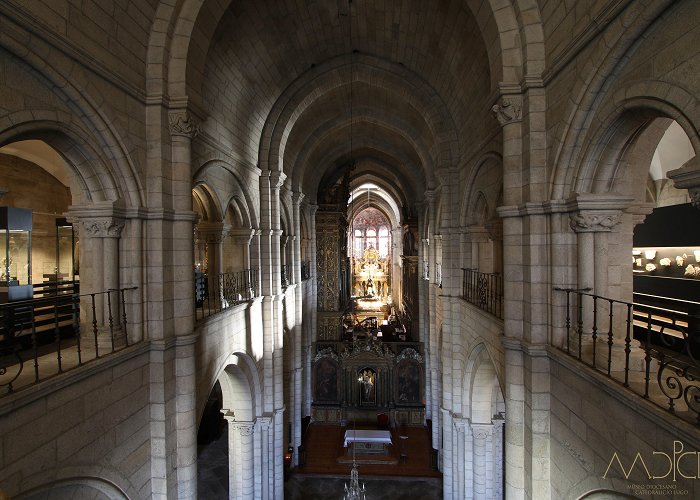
[461,268,503,319]
[301,261,311,281]
[556,287,700,426]
[195,269,259,319]
[0,285,138,396]
[281,264,289,289]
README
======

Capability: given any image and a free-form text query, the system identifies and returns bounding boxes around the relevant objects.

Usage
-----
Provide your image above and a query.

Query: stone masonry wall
[549,349,700,499]
[0,345,152,498]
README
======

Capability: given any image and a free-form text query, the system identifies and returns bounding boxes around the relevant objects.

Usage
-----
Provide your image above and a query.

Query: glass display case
[0,207,33,302]
[56,218,75,281]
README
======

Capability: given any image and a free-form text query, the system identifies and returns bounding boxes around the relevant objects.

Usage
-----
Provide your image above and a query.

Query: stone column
[441,409,453,499]
[492,415,505,500]
[168,109,198,337]
[195,221,230,303]
[471,423,494,499]
[229,229,254,271]
[80,217,124,336]
[453,417,469,499]
[257,416,272,499]
[225,416,255,500]
[291,192,304,464]
[568,200,626,345]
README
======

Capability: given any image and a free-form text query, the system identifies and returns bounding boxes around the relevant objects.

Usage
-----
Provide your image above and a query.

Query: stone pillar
[80,217,124,337]
[257,416,272,499]
[453,417,469,499]
[168,109,198,337]
[441,409,453,499]
[196,221,230,303]
[229,229,255,271]
[224,415,255,500]
[492,415,505,500]
[291,192,304,464]
[568,196,628,343]
[471,423,494,499]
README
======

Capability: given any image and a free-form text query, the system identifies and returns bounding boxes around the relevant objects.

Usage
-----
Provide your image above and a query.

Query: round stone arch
[217,352,262,422]
[192,182,223,223]
[460,152,503,227]
[155,0,528,108]
[549,2,682,200]
[291,110,431,200]
[0,113,139,206]
[16,465,137,500]
[258,53,459,179]
[564,90,699,200]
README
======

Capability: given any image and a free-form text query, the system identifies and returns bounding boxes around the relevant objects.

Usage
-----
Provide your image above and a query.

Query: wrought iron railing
[195,269,258,319]
[556,288,700,426]
[1,285,138,396]
[462,268,503,319]
[301,261,311,281]
[281,264,289,289]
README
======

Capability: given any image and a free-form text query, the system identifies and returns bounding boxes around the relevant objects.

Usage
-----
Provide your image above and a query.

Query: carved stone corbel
[491,96,523,126]
[168,110,200,138]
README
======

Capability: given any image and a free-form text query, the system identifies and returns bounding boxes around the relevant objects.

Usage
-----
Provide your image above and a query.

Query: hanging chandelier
[343,462,366,500]
[344,2,366,499]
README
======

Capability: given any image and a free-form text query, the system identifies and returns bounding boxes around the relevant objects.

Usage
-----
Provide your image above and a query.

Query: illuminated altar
[353,244,390,309]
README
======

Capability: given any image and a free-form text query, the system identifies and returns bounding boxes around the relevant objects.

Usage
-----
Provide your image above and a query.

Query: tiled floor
[197,425,443,499]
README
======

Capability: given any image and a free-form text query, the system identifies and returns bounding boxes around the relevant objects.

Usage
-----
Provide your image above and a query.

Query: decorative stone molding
[267,170,287,190]
[396,347,423,363]
[195,222,231,243]
[340,337,396,362]
[314,347,340,363]
[667,156,700,209]
[82,218,125,238]
[568,211,622,233]
[257,416,272,431]
[471,423,494,440]
[491,96,522,126]
[231,422,255,436]
[453,416,469,433]
[168,110,200,138]
[485,220,503,241]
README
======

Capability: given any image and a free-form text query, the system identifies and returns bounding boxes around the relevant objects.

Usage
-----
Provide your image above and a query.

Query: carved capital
[291,191,305,205]
[453,417,468,433]
[667,156,700,210]
[267,171,287,190]
[691,189,700,210]
[231,422,255,436]
[568,211,622,233]
[168,110,200,138]
[491,96,522,126]
[257,416,272,431]
[195,221,231,243]
[82,218,125,238]
[471,423,494,440]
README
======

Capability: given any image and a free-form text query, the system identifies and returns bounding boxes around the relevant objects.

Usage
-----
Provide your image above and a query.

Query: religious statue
[358,369,375,403]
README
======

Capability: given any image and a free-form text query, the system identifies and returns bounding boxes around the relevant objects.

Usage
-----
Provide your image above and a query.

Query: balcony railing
[556,288,700,426]
[195,269,259,319]
[281,264,289,289]
[301,261,311,281]
[462,268,503,319]
[1,284,138,396]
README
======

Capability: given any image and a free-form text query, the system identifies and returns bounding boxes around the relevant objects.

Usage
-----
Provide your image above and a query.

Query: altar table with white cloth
[343,429,392,447]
